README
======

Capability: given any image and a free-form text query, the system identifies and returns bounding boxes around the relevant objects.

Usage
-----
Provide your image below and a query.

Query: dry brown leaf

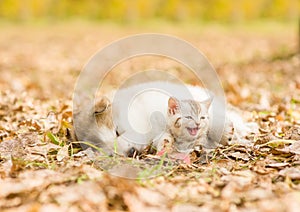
[45,182,107,211]
[243,188,274,201]
[172,204,202,212]
[289,140,300,155]
[136,187,168,207]
[123,192,167,212]
[56,145,69,162]
[266,162,290,168]
[283,192,300,212]
[228,151,250,161]
[279,167,300,180]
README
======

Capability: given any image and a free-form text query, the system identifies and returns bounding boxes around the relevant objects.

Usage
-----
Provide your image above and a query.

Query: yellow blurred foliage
[0,0,299,22]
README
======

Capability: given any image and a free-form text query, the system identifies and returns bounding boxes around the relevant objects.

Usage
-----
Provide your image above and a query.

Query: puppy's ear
[168,97,180,115]
[94,96,110,114]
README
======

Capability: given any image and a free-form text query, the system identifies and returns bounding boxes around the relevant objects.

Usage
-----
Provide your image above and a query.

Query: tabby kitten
[160,97,211,153]
[155,96,235,155]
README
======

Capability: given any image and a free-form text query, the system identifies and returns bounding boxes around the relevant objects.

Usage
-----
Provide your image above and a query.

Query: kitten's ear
[202,97,212,109]
[168,97,180,115]
[94,96,110,114]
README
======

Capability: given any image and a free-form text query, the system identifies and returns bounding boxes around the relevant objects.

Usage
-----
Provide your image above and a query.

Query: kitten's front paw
[154,133,174,155]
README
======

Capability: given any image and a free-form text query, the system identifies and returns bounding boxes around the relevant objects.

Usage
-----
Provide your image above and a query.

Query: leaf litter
[0,24,299,211]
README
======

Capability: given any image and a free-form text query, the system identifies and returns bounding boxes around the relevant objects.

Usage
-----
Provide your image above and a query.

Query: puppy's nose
[127,147,138,158]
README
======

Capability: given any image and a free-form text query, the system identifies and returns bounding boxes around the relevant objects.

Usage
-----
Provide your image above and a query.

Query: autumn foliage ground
[0,22,299,211]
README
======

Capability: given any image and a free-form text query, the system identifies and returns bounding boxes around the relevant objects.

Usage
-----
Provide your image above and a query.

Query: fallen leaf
[279,167,300,180]
[229,151,250,161]
[243,188,274,201]
[289,140,300,155]
[259,139,297,148]
[266,162,290,168]
[56,145,69,162]
[283,192,300,211]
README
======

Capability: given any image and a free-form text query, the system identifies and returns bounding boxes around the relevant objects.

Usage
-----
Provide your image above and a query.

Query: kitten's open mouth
[187,127,199,136]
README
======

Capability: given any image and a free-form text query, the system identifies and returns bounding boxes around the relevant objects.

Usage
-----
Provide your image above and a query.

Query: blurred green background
[0,0,298,23]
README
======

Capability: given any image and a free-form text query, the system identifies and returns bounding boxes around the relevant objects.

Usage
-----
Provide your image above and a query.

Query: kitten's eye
[200,116,206,120]
[185,116,193,119]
